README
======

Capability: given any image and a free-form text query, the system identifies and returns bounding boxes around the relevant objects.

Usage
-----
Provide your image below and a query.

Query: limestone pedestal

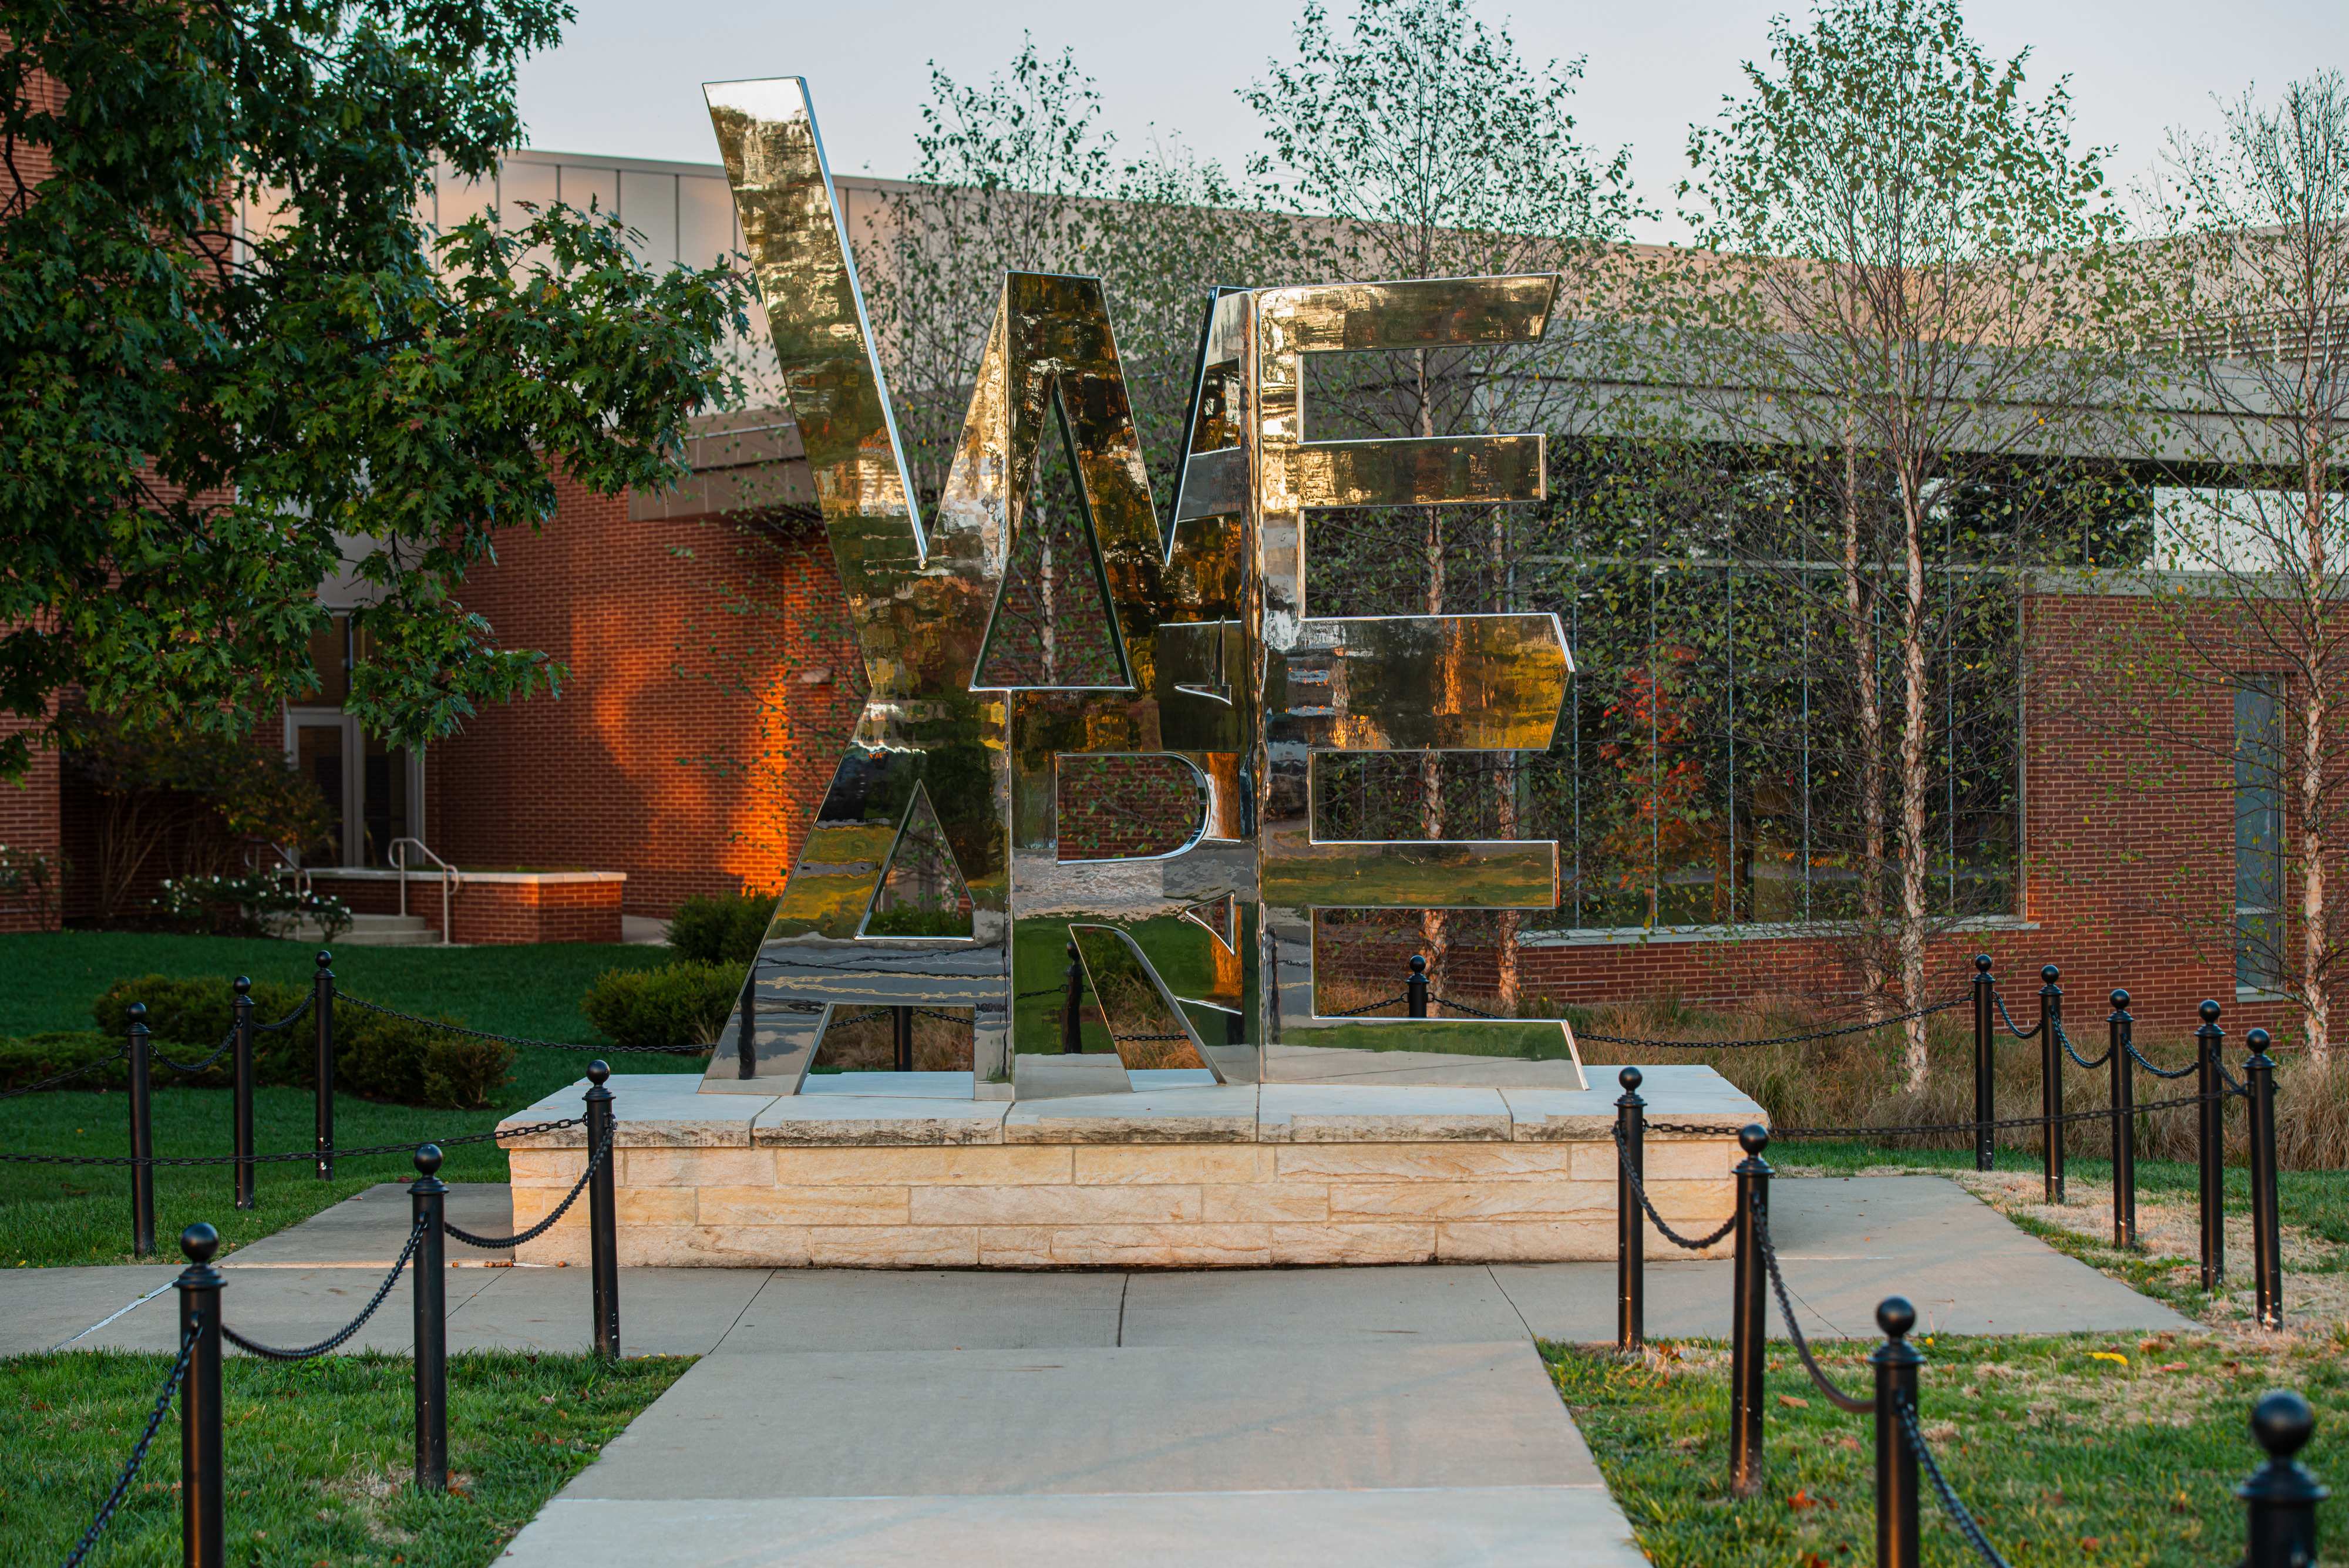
[497,1068,1763,1270]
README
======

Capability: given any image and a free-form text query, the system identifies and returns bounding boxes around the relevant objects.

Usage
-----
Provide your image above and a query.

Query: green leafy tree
[1665,0,2134,1085]
[0,0,752,777]
[1243,0,1644,1005]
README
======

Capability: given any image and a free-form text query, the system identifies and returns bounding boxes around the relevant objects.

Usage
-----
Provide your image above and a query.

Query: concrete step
[295,911,441,946]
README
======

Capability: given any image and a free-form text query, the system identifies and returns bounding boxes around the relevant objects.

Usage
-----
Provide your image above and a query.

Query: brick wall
[419,476,864,919]
[0,709,62,932]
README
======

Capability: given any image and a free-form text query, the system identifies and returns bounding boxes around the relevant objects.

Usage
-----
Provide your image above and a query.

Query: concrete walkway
[2,1177,2189,1566]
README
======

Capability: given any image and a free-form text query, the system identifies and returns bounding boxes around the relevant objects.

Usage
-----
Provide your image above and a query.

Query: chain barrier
[446,1136,608,1250]
[1327,994,1411,1018]
[1425,992,1510,1019]
[1016,985,1066,1000]
[1899,1396,2014,1568]
[221,1219,425,1361]
[0,1050,126,1101]
[1991,993,2041,1040]
[1109,1032,1193,1044]
[1611,1128,1740,1250]
[2052,1017,2114,1071]
[912,1008,972,1027]
[338,994,707,1056]
[155,1029,237,1077]
[2126,1041,2201,1079]
[1764,1087,2225,1142]
[0,1116,583,1168]
[1752,1204,1873,1414]
[59,1318,198,1568]
[1576,995,1967,1049]
[253,992,314,1033]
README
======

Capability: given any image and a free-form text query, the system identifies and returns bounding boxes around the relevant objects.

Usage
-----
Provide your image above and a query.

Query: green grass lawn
[1546,1329,2345,1567]
[3,1350,689,1567]
[1,931,708,1267]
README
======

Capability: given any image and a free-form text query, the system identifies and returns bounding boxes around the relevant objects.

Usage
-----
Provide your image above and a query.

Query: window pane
[2235,679,2284,989]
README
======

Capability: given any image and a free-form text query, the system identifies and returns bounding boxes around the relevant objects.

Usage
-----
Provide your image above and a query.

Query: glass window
[2235,677,2286,991]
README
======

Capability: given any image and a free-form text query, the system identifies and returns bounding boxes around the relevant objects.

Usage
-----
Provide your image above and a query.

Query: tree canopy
[0,0,752,776]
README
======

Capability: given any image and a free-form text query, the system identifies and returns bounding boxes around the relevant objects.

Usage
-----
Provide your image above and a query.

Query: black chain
[913,1008,972,1027]
[338,993,708,1056]
[0,1050,125,1101]
[2126,1041,2200,1079]
[0,1116,582,1167]
[446,1136,608,1250]
[1753,1203,1872,1412]
[59,1319,197,1568]
[221,1219,425,1361]
[1644,1121,1748,1136]
[1991,994,2042,1040]
[1016,986,1066,1000]
[1611,1128,1739,1251]
[2052,1018,2113,1071]
[1576,995,1966,1048]
[1109,1032,1193,1043]
[254,993,314,1033]
[154,1029,236,1076]
[1900,1396,2014,1568]
[1327,994,1411,1018]
[1766,1088,2223,1142]
[1426,992,1510,1019]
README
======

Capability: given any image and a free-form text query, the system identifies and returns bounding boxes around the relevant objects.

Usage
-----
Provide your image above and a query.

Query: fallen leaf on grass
[2088,1351,2129,1369]
[1779,1394,1810,1409]
[1786,1489,1819,1510]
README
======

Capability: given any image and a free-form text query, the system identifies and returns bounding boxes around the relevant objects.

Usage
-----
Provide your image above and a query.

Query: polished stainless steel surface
[702,78,1579,1096]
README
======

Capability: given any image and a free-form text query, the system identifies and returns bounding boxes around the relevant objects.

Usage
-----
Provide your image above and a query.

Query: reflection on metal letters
[1236,278,1574,1056]
[700,78,1008,1094]
[699,77,1577,1098]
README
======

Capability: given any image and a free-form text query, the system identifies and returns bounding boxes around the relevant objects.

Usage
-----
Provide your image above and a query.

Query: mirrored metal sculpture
[699,78,1577,1097]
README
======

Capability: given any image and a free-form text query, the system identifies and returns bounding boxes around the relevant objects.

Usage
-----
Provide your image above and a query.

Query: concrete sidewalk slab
[563,1341,1590,1499]
[225,1183,514,1266]
[716,1270,1127,1354]
[79,1264,503,1355]
[1119,1264,1530,1346]
[445,1267,771,1357]
[0,1266,182,1355]
[497,1486,1649,1568]
[1491,1175,2194,1341]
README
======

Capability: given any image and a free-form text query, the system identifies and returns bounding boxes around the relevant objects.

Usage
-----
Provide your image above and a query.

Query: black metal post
[2039,964,2064,1204]
[312,951,335,1180]
[892,1006,914,1073]
[1062,941,1086,1053]
[2197,998,2226,1292]
[177,1222,225,1568]
[736,961,758,1079]
[1615,1066,1645,1352]
[2245,1029,2283,1332]
[1729,1123,1772,1497]
[410,1145,449,1491]
[231,976,256,1211]
[2240,1390,2327,1568]
[1872,1296,1923,1568]
[2109,990,2136,1251]
[1972,954,1995,1172]
[126,1002,156,1259]
[1406,954,1430,1019]
[585,1062,620,1360]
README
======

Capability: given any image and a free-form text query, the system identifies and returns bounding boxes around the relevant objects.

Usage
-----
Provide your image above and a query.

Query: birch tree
[1667,0,2129,1086]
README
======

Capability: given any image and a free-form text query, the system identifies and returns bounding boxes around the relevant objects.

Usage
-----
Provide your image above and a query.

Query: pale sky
[515,0,2348,243]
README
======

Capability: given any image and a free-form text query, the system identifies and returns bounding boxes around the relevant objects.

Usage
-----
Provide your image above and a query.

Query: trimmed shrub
[581,962,735,1052]
[0,1031,126,1092]
[87,974,511,1109]
[665,893,770,966]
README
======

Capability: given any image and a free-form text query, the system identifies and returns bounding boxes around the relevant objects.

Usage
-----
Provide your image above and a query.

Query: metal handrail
[388,837,461,945]
[244,839,312,904]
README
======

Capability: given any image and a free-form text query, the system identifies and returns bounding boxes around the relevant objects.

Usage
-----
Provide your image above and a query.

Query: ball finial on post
[1876,1294,1917,1341]
[1737,1123,1771,1158]
[1618,1065,1643,1093]
[587,1059,611,1086]
[413,1143,444,1178]
[180,1222,220,1264]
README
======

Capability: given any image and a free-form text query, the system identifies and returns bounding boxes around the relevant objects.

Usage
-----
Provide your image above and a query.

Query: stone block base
[500,1069,1762,1270]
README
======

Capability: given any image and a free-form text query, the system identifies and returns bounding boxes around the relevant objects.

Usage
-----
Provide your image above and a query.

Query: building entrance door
[284,710,420,867]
